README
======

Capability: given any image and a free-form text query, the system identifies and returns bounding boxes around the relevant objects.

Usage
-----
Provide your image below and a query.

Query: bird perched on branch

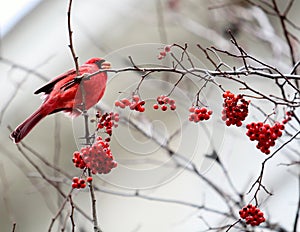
[10,57,110,143]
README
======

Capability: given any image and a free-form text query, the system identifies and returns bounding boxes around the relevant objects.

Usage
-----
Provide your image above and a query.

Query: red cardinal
[10,58,110,143]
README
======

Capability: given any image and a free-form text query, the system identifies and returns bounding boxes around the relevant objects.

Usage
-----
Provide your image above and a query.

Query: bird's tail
[10,107,46,143]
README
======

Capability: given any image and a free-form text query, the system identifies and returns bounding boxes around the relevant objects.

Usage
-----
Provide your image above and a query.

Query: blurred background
[0,0,300,231]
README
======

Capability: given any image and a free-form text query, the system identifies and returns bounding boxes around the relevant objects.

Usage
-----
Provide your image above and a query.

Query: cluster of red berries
[72,137,117,174]
[282,111,293,124]
[72,151,86,169]
[153,95,176,111]
[246,122,284,154]
[188,106,212,123]
[96,111,119,136]
[72,176,93,189]
[158,45,172,60]
[81,137,117,174]
[222,91,250,127]
[239,204,265,226]
[115,95,145,112]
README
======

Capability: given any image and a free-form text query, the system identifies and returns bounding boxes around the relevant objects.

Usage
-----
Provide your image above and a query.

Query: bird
[10,57,110,143]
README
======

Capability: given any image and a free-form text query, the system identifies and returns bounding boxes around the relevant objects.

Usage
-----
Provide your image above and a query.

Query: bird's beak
[101,61,111,70]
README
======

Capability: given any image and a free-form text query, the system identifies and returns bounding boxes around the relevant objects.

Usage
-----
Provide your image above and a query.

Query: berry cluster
[115,95,145,112]
[222,91,250,127]
[71,176,92,189]
[72,177,86,189]
[246,122,284,154]
[80,137,117,174]
[158,45,172,60]
[188,106,212,123]
[96,111,119,136]
[153,95,176,111]
[282,111,293,124]
[72,151,86,169]
[239,204,265,226]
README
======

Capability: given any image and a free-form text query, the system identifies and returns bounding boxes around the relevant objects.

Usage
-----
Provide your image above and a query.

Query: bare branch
[67,0,79,75]
[293,173,300,232]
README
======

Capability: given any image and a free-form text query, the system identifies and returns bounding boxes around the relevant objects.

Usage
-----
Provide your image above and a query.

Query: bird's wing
[34,69,76,95]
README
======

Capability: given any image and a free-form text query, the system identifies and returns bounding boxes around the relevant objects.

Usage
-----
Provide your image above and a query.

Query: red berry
[169,99,175,105]
[157,96,164,105]
[236,121,242,127]
[200,107,207,114]
[160,51,166,57]
[86,177,93,182]
[164,97,169,104]
[132,95,140,102]
[226,120,232,126]
[195,108,201,114]
[121,98,131,106]
[161,105,167,111]
[138,106,145,112]
[205,114,211,120]
[189,107,195,113]
[153,104,159,110]
[189,115,194,121]
[118,102,125,108]
[164,45,171,52]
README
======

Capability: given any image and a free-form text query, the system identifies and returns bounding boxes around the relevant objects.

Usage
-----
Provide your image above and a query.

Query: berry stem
[79,70,100,231]
[88,169,102,232]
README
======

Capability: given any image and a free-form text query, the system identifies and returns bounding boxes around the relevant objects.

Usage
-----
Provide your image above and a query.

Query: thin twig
[0,56,48,81]
[271,0,297,68]
[48,190,73,232]
[69,195,76,232]
[67,0,79,75]
[293,173,300,232]
[11,223,16,232]
[88,169,102,232]
[225,219,241,232]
